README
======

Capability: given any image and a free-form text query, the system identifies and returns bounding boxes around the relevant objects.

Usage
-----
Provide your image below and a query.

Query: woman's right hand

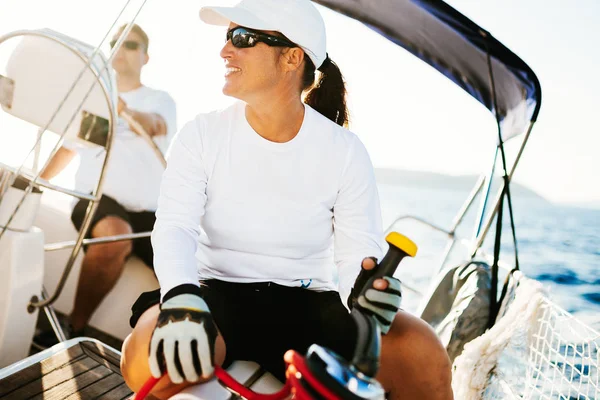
[148,284,218,384]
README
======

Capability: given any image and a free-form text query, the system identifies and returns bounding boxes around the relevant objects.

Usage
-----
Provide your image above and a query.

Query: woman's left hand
[353,257,402,335]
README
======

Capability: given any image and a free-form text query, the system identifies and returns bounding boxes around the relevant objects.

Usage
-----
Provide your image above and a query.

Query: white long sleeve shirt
[152,102,384,305]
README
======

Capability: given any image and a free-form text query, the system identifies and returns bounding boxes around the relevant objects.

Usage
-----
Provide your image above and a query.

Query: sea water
[377,183,600,331]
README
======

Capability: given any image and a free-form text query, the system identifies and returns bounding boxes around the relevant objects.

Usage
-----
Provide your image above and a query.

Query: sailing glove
[349,257,402,335]
[148,284,218,384]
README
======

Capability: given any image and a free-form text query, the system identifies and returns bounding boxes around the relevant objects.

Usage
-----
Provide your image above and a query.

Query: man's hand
[349,257,402,335]
[121,107,166,137]
[148,285,218,384]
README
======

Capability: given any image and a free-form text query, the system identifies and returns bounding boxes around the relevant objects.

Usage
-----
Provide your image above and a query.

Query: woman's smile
[225,66,241,77]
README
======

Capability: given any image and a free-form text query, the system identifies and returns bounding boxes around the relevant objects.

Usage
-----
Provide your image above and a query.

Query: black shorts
[71,195,156,268]
[130,280,357,382]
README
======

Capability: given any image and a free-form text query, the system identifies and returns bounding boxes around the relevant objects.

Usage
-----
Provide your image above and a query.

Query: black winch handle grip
[350,232,418,378]
[360,232,417,291]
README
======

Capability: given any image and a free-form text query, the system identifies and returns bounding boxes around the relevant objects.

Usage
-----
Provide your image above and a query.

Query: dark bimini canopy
[314,0,542,140]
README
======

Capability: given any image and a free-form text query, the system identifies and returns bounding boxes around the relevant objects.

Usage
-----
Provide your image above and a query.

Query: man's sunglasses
[109,40,143,51]
[226,27,296,49]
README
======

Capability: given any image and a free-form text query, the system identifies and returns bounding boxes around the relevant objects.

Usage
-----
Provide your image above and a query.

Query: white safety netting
[453,272,599,399]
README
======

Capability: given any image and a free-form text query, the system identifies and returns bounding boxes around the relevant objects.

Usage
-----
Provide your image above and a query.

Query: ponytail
[302,55,349,128]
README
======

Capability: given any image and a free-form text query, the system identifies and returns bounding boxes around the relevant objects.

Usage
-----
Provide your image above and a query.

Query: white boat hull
[0,227,44,367]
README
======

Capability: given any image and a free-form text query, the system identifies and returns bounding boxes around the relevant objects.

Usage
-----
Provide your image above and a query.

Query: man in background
[38,23,176,342]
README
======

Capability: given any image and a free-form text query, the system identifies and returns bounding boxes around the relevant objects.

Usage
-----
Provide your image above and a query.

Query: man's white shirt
[70,85,177,212]
[152,101,384,305]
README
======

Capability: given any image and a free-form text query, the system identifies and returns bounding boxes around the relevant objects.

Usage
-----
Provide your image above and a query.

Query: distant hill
[374,168,548,202]
[572,201,600,210]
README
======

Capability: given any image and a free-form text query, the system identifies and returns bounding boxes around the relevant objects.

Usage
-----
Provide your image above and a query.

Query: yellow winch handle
[370,232,418,279]
[385,232,418,258]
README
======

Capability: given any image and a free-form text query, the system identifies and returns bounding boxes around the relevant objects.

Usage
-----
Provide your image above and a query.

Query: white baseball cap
[199,0,327,68]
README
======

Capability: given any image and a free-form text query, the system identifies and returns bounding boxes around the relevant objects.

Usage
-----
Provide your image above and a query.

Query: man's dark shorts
[71,194,155,268]
[130,280,358,382]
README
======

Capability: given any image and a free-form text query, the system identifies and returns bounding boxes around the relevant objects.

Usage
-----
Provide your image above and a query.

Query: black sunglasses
[109,40,143,51]
[226,27,296,49]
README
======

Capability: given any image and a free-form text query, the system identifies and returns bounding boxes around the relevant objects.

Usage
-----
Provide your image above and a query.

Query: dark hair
[115,23,149,53]
[302,56,349,128]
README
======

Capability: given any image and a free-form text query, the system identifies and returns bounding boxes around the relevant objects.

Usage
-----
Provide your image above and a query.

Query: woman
[121,0,452,399]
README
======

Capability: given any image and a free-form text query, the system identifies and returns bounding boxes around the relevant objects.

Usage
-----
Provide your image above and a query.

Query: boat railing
[44,231,152,252]
[384,211,514,300]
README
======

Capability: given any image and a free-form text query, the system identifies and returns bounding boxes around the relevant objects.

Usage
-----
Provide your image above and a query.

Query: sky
[0,0,599,206]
